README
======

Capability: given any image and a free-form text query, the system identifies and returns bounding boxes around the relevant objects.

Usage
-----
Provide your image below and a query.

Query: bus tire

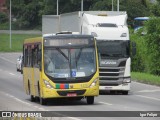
[87,96,94,104]
[38,82,47,105]
[31,95,36,102]
[28,81,30,95]
[40,97,47,105]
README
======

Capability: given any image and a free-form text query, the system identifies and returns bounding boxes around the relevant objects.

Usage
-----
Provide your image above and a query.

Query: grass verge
[131,72,160,86]
[0,33,41,52]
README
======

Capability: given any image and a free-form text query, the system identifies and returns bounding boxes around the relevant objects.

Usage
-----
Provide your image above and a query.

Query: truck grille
[99,67,125,86]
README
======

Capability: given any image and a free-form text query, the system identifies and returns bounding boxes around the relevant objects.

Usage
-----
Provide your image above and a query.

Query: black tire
[122,91,129,95]
[40,97,47,105]
[31,95,36,102]
[28,82,30,95]
[38,83,47,105]
[87,96,94,104]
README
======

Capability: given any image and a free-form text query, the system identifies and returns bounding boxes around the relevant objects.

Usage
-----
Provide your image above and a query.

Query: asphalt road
[0,53,160,120]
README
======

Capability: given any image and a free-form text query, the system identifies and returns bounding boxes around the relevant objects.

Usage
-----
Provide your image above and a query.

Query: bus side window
[31,45,34,67]
[37,44,42,70]
[24,45,28,67]
[33,45,38,67]
[28,46,32,67]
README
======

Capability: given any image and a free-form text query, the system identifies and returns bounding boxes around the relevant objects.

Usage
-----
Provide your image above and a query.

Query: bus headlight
[89,78,99,88]
[123,78,131,83]
[43,80,54,89]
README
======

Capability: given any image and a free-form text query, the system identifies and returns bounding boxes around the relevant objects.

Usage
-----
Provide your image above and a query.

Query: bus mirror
[132,42,136,56]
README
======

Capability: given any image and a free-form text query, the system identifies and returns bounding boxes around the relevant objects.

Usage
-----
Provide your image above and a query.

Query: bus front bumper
[42,86,99,98]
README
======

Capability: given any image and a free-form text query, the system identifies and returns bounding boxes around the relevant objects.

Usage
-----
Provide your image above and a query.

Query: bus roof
[134,17,149,21]
[24,34,94,45]
[24,37,42,44]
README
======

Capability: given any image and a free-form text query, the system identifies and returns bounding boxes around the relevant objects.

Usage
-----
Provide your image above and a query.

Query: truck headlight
[90,78,99,88]
[123,78,131,83]
[43,80,54,89]
[120,33,127,37]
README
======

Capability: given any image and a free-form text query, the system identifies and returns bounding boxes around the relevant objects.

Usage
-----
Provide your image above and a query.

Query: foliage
[3,0,159,29]
[145,17,160,75]
[130,33,146,72]
[120,0,150,20]
[130,17,160,76]
[6,0,44,29]
[0,12,8,23]
[131,72,160,86]
[149,0,160,16]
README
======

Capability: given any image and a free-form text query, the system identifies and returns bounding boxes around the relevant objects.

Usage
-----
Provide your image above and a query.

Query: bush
[0,12,8,23]
[130,17,160,76]
[145,17,160,75]
[130,33,146,72]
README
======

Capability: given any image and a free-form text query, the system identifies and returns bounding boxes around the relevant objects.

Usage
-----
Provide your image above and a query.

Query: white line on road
[137,89,160,93]
[98,101,113,105]
[9,73,15,76]
[0,91,82,120]
[136,95,160,101]
[0,56,15,64]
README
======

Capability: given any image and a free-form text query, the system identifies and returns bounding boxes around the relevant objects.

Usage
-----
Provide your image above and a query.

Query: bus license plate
[67,93,77,97]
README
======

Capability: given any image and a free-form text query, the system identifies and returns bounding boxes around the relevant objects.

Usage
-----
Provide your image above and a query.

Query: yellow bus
[23,33,99,105]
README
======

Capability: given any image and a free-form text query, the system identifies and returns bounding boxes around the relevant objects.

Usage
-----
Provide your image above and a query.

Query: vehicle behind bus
[23,33,99,105]
[134,17,149,33]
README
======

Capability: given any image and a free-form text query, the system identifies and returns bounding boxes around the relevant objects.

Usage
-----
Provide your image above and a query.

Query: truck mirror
[132,42,136,47]
[132,41,136,56]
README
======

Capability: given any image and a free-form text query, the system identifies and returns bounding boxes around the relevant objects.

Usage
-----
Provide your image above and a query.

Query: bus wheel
[31,95,36,102]
[38,83,47,105]
[86,96,94,104]
[28,81,30,95]
[40,97,47,105]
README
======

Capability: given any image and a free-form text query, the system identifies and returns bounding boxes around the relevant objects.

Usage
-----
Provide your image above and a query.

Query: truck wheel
[122,91,128,95]
[87,96,94,104]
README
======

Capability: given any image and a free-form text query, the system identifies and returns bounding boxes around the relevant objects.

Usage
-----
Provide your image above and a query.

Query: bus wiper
[56,48,69,61]
[75,48,83,67]
[76,48,82,62]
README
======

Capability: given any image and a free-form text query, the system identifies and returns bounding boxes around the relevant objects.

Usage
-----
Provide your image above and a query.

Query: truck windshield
[97,40,130,59]
[44,47,96,78]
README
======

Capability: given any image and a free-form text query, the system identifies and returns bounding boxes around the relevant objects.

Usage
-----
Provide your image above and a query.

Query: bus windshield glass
[97,40,130,59]
[44,38,96,79]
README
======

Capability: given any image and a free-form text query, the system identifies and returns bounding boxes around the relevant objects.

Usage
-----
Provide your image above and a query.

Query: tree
[144,17,160,75]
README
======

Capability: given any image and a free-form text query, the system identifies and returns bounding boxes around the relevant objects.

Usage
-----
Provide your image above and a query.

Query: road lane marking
[0,56,15,64]
[0,91,82,120]
[136,95,160,101]
[9,73,15,76]
[137,89,160,93]
[98,101,113,105]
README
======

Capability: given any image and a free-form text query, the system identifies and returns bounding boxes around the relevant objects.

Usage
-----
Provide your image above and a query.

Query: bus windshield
[44,35,96,80]
[44,47,96,79]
